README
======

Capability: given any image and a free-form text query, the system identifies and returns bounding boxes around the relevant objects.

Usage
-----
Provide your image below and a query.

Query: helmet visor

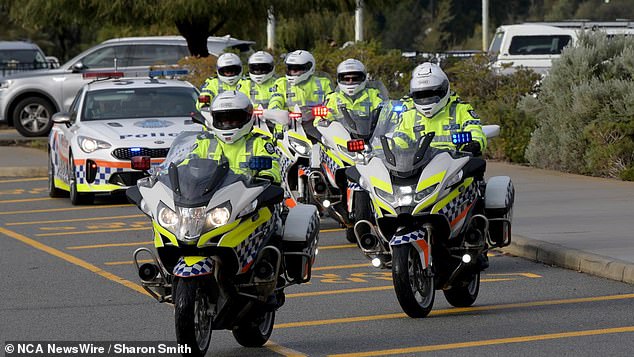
[286,63,312,76]
[249,63,274,75]
[411,80,449,106]
[212,110,251,130]
[218,65,242,77]
[337,71,366,85]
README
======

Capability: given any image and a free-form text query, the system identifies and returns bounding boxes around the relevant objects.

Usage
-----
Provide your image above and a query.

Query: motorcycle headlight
[414,183,439,202]
[289,136,310,156]
[375,187,397,206]
[158,204,178,228]
[206,207,231,228]
[179,206,207,241]
[78,136,111,153]
[445,170,463,187]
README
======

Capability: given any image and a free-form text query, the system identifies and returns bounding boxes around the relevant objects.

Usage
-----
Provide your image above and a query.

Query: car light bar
[82,71,124,79]
[347,139,365,152]
[312,105,329,117]
[148,69,189,78]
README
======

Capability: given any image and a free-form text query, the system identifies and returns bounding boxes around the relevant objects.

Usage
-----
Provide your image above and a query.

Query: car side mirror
[52,112,71,125]
[72,62,85,73]
[190,111,206,126]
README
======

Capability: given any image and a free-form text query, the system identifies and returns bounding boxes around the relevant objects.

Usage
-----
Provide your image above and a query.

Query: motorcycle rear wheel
[232,309,275,347]
[392,244,435,318]
[443,271,480,307]
[174,277,213,357]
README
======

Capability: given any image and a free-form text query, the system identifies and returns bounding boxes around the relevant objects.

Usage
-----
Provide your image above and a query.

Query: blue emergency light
[452,132,472,145]
[248,156,273,171]
[392,104,404,113]
[130,147,142,153]
[148,69,189,78]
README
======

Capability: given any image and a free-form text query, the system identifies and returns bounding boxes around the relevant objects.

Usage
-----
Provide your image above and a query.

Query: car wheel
[13,97,55,137]
[69,153,94,205]
[48,152,66,198]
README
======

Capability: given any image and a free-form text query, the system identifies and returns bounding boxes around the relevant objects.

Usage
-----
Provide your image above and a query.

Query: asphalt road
[1,177,634,356]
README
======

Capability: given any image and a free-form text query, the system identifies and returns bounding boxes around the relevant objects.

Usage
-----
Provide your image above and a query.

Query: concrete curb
[0,166,48,177]
[500,235,634,285]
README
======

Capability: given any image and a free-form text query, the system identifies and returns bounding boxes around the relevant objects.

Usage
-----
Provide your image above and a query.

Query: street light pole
[482,0,489,51]
[267,6,275,50]
[355,0,364,42]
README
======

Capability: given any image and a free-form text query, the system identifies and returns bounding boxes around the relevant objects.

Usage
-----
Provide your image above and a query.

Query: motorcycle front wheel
[392,244,435,318]
[174,277,213,357]
[232,309,275,347]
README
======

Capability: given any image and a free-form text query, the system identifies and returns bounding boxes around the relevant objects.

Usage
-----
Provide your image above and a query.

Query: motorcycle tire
[232,309,275,347]
[346,191,373,244]
[392,243,435,318]
[443,271,480,307]
[174,277,213,357]
[69,153,94,205]
[48,153,65,198]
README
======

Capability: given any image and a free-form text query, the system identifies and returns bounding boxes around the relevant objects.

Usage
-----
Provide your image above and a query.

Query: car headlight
[0,79,13,89]
[78,136,111,153]
[289,136,310,156]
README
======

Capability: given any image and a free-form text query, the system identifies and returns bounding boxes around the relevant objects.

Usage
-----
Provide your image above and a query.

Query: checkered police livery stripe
[505,180,515,208]
[235,211,277,273]
[390,230,426,245]
[76,165,125,185]
[306,211,320,252]
[320,147,340,179]
[439,182,478,224]
[462,120,481,128]
[173,257,214,277]
[348,182,362,191]
[276,147,293,178]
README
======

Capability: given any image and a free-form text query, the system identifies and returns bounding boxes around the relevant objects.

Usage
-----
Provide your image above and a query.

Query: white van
[489,21,634,75]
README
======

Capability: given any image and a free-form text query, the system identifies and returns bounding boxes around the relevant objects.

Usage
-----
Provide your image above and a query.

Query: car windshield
[0,49,47,64]
[82,86,197,121]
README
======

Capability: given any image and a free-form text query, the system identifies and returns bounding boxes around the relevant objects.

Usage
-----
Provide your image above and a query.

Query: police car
[48,70,202,204]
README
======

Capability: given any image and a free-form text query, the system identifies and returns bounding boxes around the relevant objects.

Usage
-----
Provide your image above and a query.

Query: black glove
[461,141,482,156]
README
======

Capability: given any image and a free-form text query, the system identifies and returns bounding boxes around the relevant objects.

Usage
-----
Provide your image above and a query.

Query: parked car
[489,21,634,75]
[0,35,254,137]
[48,70,202,205]
[0,41,59,78]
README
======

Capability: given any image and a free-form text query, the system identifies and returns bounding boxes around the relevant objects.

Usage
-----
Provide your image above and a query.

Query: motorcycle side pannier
[282,203,320,283]
[484,176,514,247]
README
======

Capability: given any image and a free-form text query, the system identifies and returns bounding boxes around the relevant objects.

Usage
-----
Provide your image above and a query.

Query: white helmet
[337,58,367,96]
[248,51,275,84]
[210,91,254,143]
[409,62,450,118]
[285,50,315,86]
[216,53,243,86]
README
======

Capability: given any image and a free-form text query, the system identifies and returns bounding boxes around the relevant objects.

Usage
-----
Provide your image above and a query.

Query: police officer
[393,62,486,155]
[241,51,278,109]
[268,50,333,111]
[196,53,248,110]
[317,58,386,126]
[188,91,281,183]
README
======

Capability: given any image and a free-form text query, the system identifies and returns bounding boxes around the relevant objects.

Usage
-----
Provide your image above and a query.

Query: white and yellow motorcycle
[345,102,514,317]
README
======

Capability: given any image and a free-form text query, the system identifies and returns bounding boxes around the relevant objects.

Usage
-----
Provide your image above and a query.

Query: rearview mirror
[190,111,206,126]
[482,125,500,139]
[72,62,85,73]
[52,112,71,124]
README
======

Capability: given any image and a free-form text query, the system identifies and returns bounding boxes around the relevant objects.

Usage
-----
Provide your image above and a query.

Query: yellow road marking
[286,278,516,299]
[6,214,146,226]
[0,197,52,204]
[35,227,149,237]
[0,177,47,184]
[265,340,308,357]
[487,272,542,278]
[319,244,357,250]
[67,241,153,250]
[106,259,153,266]
[320,228,345,233]
[0,226,149,297]
[328,326,634,357]
[39,227,76,231]
[275,292,634,329]
[0,204,131,216]
[313,263,371,271]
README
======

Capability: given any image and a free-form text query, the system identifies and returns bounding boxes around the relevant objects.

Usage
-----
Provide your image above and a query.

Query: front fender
[390,230,431,269]
[173,256,214,278]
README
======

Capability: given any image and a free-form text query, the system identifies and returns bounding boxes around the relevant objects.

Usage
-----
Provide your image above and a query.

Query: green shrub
[445,54,541,162]
[177,55,218,89]
[524,32,634,179]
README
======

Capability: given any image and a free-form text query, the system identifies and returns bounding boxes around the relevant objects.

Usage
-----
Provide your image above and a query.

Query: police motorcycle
[345,101,514,317]
[126,112,320,356]
[307,105,380,243]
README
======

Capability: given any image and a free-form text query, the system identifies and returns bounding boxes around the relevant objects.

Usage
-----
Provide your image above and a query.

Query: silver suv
[0,35,254,136]
[0,41,60,78]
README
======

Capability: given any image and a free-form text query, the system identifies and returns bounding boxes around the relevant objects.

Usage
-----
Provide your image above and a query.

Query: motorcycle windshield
[338,107,376,139]
[158,158,246,207]
[369,101,440,177]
